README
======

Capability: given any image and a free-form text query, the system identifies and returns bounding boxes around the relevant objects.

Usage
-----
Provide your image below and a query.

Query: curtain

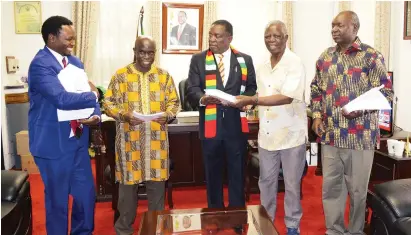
[147,1,161,66]
[71,1,99,74]
[202,1,217,50]
[374,2,391,66]
[89,1,146,87]
[282,2,293,50]
[338,1,352,12]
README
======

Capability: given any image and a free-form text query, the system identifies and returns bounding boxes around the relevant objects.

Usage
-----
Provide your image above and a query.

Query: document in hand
[133,111,165,122]
[342,85,391,113]
[57,64,95,121]
[205,89,237,104]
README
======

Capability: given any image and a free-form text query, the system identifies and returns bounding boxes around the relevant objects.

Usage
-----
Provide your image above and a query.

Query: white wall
[293,1,335,103]
[1,1,72,169]
[390,1,411,132]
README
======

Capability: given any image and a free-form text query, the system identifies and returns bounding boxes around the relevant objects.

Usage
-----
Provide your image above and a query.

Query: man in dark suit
[170,11,196,46]
[186,20,257,208]
[28,16,100,234]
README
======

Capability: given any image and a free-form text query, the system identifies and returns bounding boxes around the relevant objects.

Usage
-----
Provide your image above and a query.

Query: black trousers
[202,136,247,209]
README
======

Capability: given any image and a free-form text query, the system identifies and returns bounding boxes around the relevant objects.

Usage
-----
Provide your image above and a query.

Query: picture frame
[404,1,411,40]
[14,1,42,34]
[162,3,204,54]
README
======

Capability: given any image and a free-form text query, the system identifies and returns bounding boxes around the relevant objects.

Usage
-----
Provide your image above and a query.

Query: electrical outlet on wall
[6,56,18,74]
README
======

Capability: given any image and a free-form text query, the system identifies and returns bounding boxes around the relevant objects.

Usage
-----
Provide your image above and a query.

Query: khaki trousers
[322,145,374,235]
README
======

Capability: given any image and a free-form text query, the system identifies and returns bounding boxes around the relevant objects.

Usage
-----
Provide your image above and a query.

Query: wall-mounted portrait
[162,3,204,54]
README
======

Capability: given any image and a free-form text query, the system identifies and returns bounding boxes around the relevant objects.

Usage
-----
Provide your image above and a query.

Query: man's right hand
[312,118,325,137]
[88,81,99,99]
[122,112,143,125]
[200,95,221,105]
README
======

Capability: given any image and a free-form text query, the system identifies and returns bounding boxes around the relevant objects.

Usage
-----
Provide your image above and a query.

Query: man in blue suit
[28,16,100,235]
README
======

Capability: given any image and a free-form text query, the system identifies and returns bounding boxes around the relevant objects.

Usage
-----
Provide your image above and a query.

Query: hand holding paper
[342,85,391,113]
[57,64,95,121]
[133,111,165,122]
[205,89,237,104]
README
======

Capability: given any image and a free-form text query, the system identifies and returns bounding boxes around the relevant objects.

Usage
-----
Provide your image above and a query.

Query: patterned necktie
[218,54,225,85]
[63,58,82,138]
[177,26,182,40]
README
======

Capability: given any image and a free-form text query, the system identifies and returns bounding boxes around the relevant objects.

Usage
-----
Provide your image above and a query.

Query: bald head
[133,36,156,72]
[331,11,360,46]
[336,11,360,31]
[135,36,156,50]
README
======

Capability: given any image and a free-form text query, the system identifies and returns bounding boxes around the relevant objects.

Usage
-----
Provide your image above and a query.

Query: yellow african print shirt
[103,64,180,185]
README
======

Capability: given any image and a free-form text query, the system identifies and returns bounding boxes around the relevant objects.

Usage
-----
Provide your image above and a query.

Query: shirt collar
[46,46,67,65]
[215,48,231,59]
[130,63,157,75]
[264,47,291,70]
[331,37,363,54]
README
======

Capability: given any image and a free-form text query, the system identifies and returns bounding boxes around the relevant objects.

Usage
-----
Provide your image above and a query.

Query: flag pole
[134,6,144,62]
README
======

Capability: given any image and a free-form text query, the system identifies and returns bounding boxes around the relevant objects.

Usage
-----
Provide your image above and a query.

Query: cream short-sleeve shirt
[257,48,308,151]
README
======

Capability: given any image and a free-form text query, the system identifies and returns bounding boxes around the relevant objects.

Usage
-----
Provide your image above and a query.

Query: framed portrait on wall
[405,1,411,40]
[162,3,204,54]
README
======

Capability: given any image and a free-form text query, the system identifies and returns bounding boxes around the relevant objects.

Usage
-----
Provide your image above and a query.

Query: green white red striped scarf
[204,46,249,138]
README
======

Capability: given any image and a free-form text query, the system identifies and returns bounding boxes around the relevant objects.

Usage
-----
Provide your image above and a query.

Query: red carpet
[29,162,350,235]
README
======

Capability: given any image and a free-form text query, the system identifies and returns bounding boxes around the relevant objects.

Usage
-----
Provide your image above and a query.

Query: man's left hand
[153,113,168,125]
[342,110,363,120]
[79,116,100,126]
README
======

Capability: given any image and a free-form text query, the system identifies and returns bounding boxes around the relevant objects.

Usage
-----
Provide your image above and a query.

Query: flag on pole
[137,6,144,36]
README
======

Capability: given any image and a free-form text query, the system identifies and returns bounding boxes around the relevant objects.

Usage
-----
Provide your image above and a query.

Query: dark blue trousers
[34,145,95,235]
[202,137,247,209]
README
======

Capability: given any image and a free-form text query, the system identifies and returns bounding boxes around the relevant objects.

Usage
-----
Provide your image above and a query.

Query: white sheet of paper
[342,85,392,113]
[57,64,95,123]
[205,89,237,104]
[133,111,164,122]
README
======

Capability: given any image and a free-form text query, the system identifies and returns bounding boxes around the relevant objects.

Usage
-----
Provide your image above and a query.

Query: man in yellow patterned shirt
[103,36,180,235]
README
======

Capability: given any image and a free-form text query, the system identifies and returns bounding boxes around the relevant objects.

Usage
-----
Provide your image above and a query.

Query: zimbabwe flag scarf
[204,46,249,138]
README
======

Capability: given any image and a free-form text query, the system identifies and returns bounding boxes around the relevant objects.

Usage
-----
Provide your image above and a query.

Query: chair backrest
[178,79,198,111]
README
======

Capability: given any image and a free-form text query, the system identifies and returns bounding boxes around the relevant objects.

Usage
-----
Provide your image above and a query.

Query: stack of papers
[133,111,164,122]
[205,89,237,104]
[177,111,199,123]
[57,64,95,121]
[342,85,391,113]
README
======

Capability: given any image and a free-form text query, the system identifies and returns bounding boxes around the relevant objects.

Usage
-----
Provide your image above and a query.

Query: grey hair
[339,11,360,30]
[265,20,288,36]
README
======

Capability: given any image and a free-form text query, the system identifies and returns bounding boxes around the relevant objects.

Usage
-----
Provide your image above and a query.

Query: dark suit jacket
[28,46,101,159]
[170,23,196,46]
[186,50,257,140]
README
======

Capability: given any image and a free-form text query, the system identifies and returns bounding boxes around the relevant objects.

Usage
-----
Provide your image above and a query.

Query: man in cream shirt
[236,20,307,235]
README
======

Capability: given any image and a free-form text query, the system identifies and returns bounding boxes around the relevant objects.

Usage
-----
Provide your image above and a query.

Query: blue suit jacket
[28,46,101,159]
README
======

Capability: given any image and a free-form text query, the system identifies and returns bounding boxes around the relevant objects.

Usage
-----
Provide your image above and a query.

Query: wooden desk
[92,120,259,203]
[167,122,258,187]
[138,205,278,235]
